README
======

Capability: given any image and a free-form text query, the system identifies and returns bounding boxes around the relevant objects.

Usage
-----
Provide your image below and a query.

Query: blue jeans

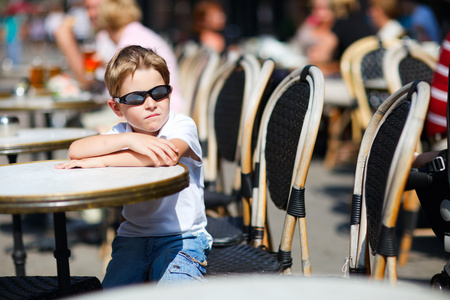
[102,232,210,288]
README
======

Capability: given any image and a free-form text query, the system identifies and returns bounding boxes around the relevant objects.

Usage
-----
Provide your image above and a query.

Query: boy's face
[108,68,170,136]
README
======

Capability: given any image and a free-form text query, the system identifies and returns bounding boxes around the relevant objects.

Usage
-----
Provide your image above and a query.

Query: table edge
[0,163,190,214]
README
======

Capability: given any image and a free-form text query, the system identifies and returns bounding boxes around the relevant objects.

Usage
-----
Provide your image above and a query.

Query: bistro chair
[204,54,274,246]
[177,43,221,117]
[382,40,437,266]
[206,58,275,246]
[325,36,399,169]
[351,36,400,130]
[206,65,325,276]
[0,276,101,299]
[348,81,430,284]
[383,40,437,95]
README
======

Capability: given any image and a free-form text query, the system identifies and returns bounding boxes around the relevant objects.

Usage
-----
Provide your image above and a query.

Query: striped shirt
[426,32,450,137]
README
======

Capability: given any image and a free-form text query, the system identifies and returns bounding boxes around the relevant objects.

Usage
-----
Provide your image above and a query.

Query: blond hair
[192,0,224,34]
[105,45,171,98]
[370,0,400,19]
[330,0,360,19]
[97,0,142,31]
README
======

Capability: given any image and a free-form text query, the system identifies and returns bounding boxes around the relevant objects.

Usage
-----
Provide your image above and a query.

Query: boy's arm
[68,132,179,162]
[55,134,183,169]
[170,138,200,162]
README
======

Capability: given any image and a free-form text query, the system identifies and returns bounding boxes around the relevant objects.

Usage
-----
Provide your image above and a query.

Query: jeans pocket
[167,251,207,282]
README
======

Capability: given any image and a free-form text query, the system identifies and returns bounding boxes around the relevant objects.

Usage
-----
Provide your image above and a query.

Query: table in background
[0,160,189,297]
[0,127,98,277]
[0,95,105,128]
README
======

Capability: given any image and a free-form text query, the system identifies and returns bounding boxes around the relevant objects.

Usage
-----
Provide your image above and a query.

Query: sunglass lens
[124,93,145,105]
[151,86,170,100]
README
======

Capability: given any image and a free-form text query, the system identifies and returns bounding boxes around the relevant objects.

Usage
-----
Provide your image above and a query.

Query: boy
[55,45,211,287]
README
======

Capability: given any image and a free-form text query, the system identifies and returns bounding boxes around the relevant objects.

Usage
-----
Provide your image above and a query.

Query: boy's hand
[55,157,106,169]
[126,133,179,166]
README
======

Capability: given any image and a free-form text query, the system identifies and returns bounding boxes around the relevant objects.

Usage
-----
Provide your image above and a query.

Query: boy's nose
[143,95,157,108]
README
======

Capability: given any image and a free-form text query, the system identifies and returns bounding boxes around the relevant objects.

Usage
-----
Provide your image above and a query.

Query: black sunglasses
[113,85,172,105]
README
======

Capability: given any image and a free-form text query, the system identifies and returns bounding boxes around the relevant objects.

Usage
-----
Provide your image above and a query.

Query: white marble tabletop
[0,128,98,155]
[0,160,189,214]
[0,95,104,112]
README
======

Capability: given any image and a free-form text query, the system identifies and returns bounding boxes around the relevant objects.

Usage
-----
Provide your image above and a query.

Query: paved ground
[0,153,447,290]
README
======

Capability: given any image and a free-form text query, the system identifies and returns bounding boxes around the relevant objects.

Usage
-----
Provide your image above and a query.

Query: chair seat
[204,190,236,209]
[0,276,102,300]
[206,244,282,275]
[206,216,244,246]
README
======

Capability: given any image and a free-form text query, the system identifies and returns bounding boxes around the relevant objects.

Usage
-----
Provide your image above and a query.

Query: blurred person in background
[191,0,227,53]
[367,0,406,40]
[291,0,339,76]
[399,0,441,43]
[97,0,184,114]
[53,0,116,91]
[66,0,94,43]
[44,1,65,41]
[1,2,28,65]
[331,0,374,60]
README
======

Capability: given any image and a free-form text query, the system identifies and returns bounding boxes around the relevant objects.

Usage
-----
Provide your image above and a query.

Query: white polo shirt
[105,112,210,242]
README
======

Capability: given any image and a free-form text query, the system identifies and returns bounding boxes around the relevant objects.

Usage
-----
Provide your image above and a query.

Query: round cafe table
[0,127,99,162]
[0,160,189,297]
[0,95,104,112]
[0,95,105,129]
[0,127,99,279]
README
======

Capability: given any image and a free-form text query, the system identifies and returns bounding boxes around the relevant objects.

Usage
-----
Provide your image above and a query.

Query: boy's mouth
[146,113,160,119]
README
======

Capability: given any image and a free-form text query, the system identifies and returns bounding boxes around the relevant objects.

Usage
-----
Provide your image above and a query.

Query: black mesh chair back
[361,48,385,80]
[204,53,260,191]
[348,81,430,283]
[205,58,275,247]
[383,41,437,94]
[381,40,437,267]
[214,68,246,162]
[361,47,390,110]
[265,82,309,210]
[351,36,401,130]
[399,56,434,87]
[365,100,409,253]
[206,65,324,277]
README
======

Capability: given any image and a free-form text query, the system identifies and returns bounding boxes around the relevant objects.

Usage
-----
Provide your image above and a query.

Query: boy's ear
[107,99,124,117]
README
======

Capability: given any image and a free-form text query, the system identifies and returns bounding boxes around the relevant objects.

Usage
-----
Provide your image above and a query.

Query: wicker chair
[383,41,437,94]
[206,65,324,277]
[351,36,400,130]
[382,40,437,266]
[324,36,399,169]
[202,54,275,247]
[177,43,221,117]
[0,276,101,300]
[0,214,102,299]
[348,81,430,284]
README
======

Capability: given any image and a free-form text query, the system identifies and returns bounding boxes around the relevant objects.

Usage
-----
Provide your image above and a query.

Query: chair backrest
[203,53,268,190]
[177,43,220,116]
[350,36,401,129]
[349,81,430,278]
[383,40,437,94]
[250,65,324,251]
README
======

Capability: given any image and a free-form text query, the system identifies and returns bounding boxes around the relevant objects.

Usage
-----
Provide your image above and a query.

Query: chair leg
[386,256,398,285]
[398,190,421,266]
[373,255,398,285]
[299,217,311,276]
[372,253,386,281]
[323,107,343,169]
[323,107,354,169]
